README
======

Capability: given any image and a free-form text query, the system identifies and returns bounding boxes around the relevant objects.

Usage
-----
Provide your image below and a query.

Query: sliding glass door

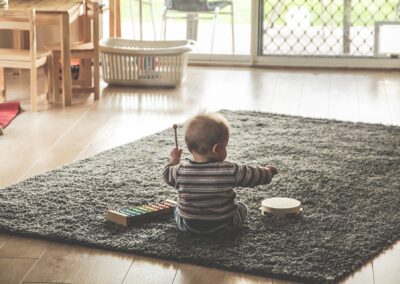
[256,0,400,68]
[112,0,400,68]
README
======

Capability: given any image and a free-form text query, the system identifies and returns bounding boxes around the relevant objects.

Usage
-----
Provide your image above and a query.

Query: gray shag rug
[1,110,399,283]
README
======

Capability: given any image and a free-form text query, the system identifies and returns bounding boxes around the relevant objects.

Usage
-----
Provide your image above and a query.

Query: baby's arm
[163,148,182,187]
[168,148,182,166]
[266,165,278,176]
[233,163,278,187]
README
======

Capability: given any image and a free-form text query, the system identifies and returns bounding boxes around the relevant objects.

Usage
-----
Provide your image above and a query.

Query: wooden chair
[128,0,157,39]
[0,9,52,112]
[47,0,100,104]
[161,0,235,53]
[0,67,4,98]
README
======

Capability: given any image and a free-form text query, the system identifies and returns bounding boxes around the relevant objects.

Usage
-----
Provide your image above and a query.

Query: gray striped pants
[174,202,248,235]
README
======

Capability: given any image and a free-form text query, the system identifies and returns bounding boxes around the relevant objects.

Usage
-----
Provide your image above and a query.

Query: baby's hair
[184,112,230,155]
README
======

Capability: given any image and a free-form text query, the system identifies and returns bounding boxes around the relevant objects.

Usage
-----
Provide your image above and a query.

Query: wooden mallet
[173,124,178,149]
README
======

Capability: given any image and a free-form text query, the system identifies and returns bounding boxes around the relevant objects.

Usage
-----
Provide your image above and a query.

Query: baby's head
[184,112,230,162]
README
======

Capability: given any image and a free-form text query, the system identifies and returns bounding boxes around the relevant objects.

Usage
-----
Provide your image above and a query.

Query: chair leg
[0,67,5,101]
[44,56,51,102]
[149,0,157,39]
[161,7,168,40]
[47,55,54,103]
[230,3,235,54]
[12,30,22,76]
[94,56,100,100]
[52,53,61,105]
[211,8,221,53]
[78,59,84,86]
[31,67,38,112]
[87,60,93,88]
[80,59,91,87]
[129,0,136,38]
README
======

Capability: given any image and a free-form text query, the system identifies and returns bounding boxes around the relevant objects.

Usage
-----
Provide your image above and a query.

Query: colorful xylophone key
[106,199,177,226]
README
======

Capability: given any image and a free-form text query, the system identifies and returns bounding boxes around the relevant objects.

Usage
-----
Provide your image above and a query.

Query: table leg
[61,13,72,107]
[139,0,143,39]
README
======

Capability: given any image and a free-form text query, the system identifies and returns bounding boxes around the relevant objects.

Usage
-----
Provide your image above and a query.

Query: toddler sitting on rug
[163,112,278,235]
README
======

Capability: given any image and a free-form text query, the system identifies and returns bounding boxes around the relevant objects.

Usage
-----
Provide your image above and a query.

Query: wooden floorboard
[0,258,38,284]
[0,235,48,259]
[70,249,134,284]
[0,67,399,284]
[122,256,178,284]
[22,242,93,283]
[173,263,226,284]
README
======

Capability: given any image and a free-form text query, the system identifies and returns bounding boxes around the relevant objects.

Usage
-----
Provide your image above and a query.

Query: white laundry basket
[99,38,194,87]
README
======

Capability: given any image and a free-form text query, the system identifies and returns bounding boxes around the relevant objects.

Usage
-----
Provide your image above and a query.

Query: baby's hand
[170,148,182,164]
[266,165,278,176]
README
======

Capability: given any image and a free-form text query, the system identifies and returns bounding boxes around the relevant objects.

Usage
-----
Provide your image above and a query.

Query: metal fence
[262,0,400,57]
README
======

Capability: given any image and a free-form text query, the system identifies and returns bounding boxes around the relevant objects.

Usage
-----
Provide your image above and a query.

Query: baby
[163,112,278,235]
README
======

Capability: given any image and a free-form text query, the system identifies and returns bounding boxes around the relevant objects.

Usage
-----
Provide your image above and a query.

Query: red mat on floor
[0,102,21,129]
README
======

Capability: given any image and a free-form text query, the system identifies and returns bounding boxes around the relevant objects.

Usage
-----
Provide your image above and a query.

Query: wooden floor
[0,66,399,284]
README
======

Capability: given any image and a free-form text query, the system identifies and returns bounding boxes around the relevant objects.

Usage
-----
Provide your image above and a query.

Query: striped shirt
[163,160,273,221]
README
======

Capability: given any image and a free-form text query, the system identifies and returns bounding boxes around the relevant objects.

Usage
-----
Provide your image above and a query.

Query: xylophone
[106,199,177,226]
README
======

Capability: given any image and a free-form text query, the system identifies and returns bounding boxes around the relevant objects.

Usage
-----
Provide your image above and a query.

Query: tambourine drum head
[261,197,302,216]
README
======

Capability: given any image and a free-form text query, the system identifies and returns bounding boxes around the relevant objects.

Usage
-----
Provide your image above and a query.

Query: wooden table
[0,0,83,107]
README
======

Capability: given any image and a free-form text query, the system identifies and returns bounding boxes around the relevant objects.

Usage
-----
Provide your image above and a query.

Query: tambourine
[260,197,303,217]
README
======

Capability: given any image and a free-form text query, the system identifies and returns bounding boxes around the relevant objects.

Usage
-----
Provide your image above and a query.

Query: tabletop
[0,0,83,14]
